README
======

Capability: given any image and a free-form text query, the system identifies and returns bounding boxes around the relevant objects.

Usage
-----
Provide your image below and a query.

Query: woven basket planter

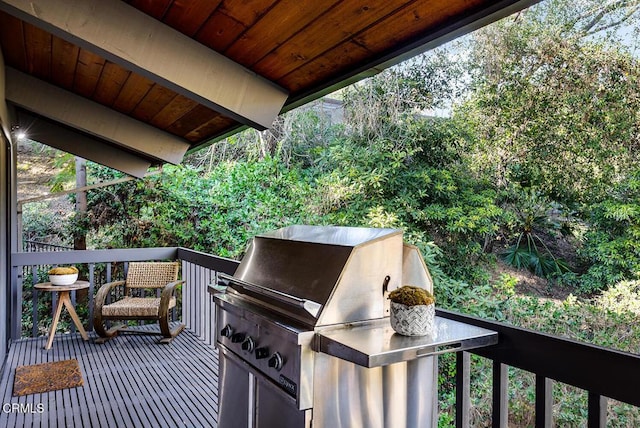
[390,301,435,336]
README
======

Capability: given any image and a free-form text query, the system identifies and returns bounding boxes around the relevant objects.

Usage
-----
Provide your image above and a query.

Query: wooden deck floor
[0,327,219,427]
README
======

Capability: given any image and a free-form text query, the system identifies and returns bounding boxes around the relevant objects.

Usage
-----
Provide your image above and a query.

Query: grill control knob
[268,352,283,371]
[220,325,233,338]
[255,347,269,359]
[231,333,246,343]
[241,337,255,352]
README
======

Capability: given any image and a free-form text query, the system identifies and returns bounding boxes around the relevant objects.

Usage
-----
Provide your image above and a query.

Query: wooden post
[74,157,87,251]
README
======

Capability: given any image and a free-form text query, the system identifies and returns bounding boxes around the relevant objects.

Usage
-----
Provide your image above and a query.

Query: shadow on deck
[0,327,219,427]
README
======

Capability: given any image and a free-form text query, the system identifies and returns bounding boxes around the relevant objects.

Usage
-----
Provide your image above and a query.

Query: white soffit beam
[0,0,289,130]
[0,46,10,143]
[5,67,189,164]
[16,110,151,178]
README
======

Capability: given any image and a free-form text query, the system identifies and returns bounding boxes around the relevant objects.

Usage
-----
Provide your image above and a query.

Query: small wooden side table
[35,281,90,350]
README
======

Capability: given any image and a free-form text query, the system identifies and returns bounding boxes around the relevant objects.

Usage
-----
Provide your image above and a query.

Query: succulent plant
[388,285,435,306]
[48,266,79,275]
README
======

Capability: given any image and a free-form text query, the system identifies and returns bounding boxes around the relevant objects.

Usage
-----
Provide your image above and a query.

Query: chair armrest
[159,280,185,318]
[94,280,126,313]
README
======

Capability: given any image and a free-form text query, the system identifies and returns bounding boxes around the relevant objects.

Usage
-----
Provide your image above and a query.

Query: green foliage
[22,202,63,242]
[501,189,572,278]
[435,278,640,426]
[48,152,76,193]
[460,1,640,206]
[307,117,505,281]
[597,280,640,315]
[577,170,640,292]
[84,160,317,258]
[21,202,71,248]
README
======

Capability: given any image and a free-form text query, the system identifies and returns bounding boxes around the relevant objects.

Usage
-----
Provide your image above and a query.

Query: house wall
[0,47,11,360]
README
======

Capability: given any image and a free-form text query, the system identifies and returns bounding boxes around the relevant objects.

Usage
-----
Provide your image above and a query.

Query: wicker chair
[93,261,185,344]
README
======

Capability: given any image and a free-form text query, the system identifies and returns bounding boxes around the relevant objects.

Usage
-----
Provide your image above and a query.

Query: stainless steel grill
[210,225,497,427]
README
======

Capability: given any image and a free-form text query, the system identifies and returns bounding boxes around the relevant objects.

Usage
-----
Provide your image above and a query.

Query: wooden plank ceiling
[0,0,535,155]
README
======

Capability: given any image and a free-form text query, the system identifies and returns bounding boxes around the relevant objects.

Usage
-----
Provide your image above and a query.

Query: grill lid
[220,225,404,327]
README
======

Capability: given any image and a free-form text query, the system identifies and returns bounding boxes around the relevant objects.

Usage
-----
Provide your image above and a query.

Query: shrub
[577,171,640,293]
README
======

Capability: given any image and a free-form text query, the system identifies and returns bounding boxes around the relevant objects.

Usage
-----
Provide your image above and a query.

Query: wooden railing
[22,239,73,253]
[438,308,640,427]
[10,247,239,342]
[177,247,239,347]
[10,247,640,426]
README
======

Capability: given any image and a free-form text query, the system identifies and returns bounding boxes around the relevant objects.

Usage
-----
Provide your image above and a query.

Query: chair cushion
[101,296,176,317]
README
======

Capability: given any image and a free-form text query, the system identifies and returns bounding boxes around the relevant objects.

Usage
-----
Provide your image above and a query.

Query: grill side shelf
[218,272,323,318]
[314,317,498,368]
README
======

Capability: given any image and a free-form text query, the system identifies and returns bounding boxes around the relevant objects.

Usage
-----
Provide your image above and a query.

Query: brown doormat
[13,359,83,396]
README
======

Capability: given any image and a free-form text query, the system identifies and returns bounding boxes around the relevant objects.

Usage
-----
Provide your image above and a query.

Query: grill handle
[217,272,323,317]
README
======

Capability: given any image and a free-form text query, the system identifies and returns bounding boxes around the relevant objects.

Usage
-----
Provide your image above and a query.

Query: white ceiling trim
[0,0,289,131]
[5,67,190,165]
[15,110,152,178]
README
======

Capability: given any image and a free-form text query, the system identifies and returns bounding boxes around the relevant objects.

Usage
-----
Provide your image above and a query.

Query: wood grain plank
[112,72,155,114]
[73,49,106,98]
[184,114,237,142]
[93,61,132,107]
[23,22,52,80]
[21,339,40,428]
[352,0,487,53]
[128,0,173,20]
[217,0,277,27]
[253,0,410,80]
[150,94,198,130]
[50,37,79,89]
[107,335,172,426]
[278,40,371,93]
[164,0,223,37]
[131,84,179,122]
[225,0,342,67]
[165,104,218,137]
[133,325,219,419]
[195,10,246,53]
[88,335,154,426]
[103,328,216,425]
[65,335,115,428]
[0,330,220,427]
[0,12,27,70]
[84,335,138,427]
[0,336,23,428]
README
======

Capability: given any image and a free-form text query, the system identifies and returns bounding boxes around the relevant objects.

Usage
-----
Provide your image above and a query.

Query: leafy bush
[577,170,640,293]
[84,160,317,257]
[501,188,572,278]
[22,201,70,246]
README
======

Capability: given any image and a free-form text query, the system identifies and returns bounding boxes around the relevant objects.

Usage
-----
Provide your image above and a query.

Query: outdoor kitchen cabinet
[218,347,311,427]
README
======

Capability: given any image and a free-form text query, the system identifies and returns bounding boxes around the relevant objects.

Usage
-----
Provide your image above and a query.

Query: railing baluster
[88,263,95,332]
[456,351,471,428]
[11,266,22,340]
[535,374,553,428]
[106,262,112,305]
[181,261,189,330]
[205,267,213,345]
[588,392,607,427]
[492,361,508,428]
[31,265,38,338]
[194,261,201,338]
[106,262,112,284]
